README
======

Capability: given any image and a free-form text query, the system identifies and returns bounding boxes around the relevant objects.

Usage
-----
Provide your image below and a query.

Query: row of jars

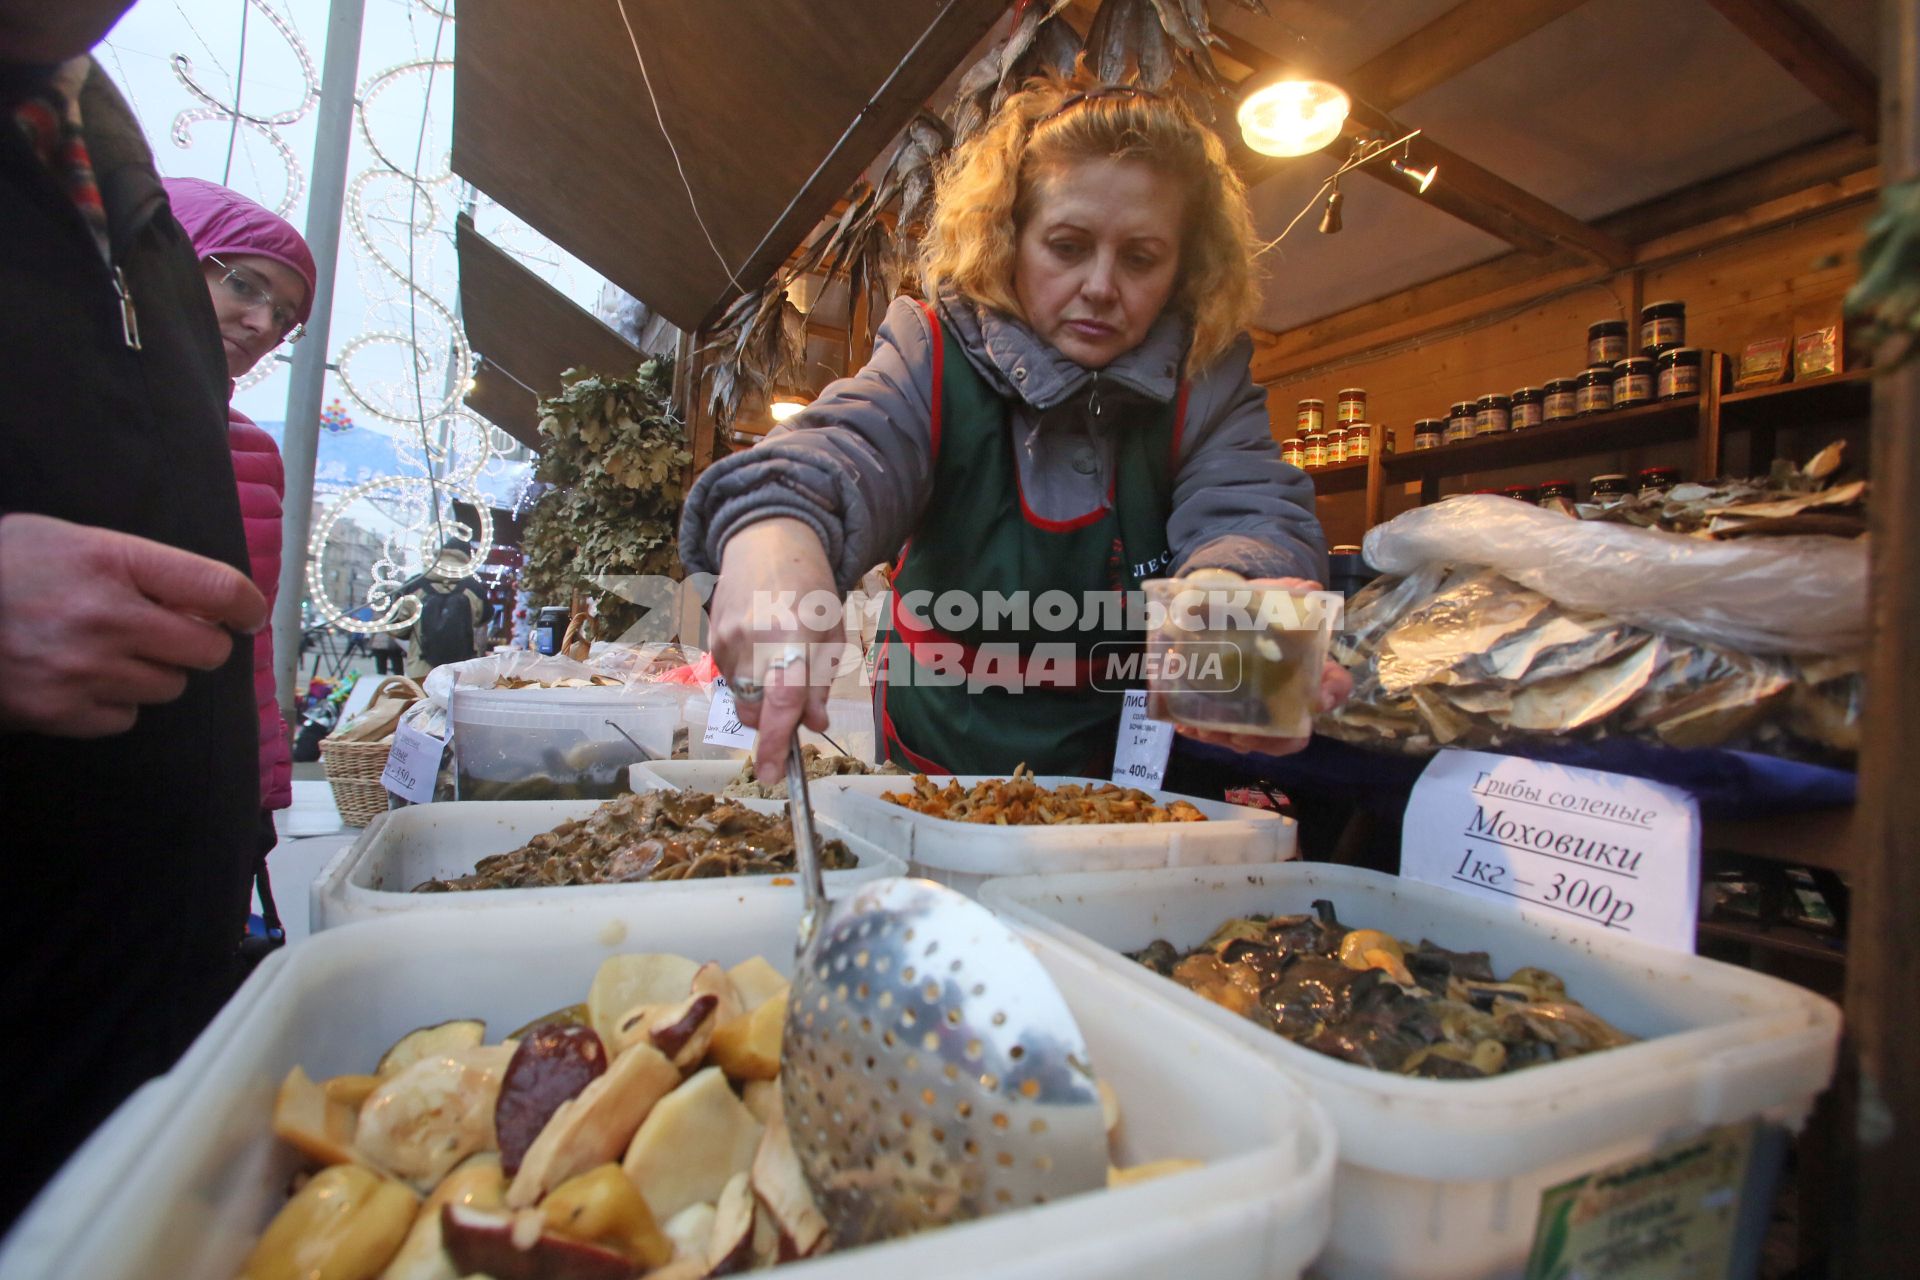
[1464,466,1682,513]
[1408,348,1704,450]
[1281,423,1377,469]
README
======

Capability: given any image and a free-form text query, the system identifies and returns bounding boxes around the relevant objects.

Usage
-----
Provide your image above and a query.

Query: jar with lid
[1347,424,1373,459]
[1640,300,1686,356]
[1412,418,1444,450]
[1501,483,1540,504]
[1297,398,1325,435]
[1336,387,1367,425]
[534,605,570,656]
[1543,378,1579,421]
[1280,437,1306,469]
[1658,347,1703,399]
[1588,319,1628,365]
[1537,480,1578,515]
[1474,393,1511,435]
[1638,465,1681,498]
[1325,426,1349,465]
[1575,365,1615,415]
[1509,387,1544,430]
[1589,474,1631,507]
[1303,432,1328,468]
[1613,356,1655,408]
[1446,401,1475,443]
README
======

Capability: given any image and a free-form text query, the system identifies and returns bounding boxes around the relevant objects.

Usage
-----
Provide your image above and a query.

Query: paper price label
[704,677,757,749]
[1401,749,1700,952]
[1111,689,1174,788]
[380,722,445,805]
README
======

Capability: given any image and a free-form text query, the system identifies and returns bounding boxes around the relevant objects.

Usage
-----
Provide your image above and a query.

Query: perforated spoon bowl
[776,742,1109,1246]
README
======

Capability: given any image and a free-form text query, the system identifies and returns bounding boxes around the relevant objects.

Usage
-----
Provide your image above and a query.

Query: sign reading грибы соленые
[1401,748,1700,953]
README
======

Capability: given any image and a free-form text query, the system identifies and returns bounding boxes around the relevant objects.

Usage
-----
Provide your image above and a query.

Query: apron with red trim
[876,304,1180,776]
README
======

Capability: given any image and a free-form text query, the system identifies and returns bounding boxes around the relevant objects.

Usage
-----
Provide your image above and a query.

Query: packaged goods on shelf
[1795,324,1843,379]
[1736,337,1792,388]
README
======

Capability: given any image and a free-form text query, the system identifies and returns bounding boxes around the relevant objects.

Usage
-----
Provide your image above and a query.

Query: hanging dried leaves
[522,358,688,637]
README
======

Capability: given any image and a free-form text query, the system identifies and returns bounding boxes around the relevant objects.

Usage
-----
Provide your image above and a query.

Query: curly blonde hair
[919,76,1259,371]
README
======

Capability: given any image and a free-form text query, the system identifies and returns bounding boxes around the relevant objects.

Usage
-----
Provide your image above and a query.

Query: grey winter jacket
[681,294,1326,589]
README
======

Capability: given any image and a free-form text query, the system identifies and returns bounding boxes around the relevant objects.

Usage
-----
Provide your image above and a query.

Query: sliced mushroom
[354,1046,514,1190]
[273,1065,361,1168]
[749,1093,827,1261]
[705,1172,755,1277]
[540,1164,673,1271]
[506,1043,680,1209]
[240,1163,419,1280]
[378,1153,504,1280]
[622,1067,764,1222]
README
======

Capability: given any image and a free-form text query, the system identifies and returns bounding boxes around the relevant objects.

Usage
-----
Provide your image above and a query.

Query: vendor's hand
[1173,575,1351,757]
[711,518,845,784]
[0,513,268,737]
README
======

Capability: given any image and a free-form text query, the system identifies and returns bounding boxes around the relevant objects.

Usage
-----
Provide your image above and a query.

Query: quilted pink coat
[164,178,318,811]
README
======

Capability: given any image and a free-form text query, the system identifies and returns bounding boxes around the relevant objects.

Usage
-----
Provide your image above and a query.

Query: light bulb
[1390,157,1438,193]
[769,398,808,423]
[1238,79,1350,158]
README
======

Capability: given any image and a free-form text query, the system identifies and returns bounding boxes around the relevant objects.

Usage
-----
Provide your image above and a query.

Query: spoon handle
[787,739,828,939]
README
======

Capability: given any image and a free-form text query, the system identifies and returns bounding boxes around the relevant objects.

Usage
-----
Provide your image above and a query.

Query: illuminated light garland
[305,474,494,633]
[167,0,316,217]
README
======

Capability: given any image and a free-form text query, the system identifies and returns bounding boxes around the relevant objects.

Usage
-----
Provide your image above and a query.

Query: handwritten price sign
[380,722,444,805]
[704,678,757,749]
[1401,749,1700,953]
[1110,689,1174,788]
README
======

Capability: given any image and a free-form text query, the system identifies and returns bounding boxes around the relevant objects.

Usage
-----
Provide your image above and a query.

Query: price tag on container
[704,677,758,749]
[380,722,445,805]
[1111,689,1174,789]
[1401,749,1700,953]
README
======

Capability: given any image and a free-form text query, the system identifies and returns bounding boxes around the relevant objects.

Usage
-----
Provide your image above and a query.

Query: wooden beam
[1836,0,1920,1264]
[1340,0,1591,109]
[1598,133,1875,245]
[1703,0,1879,142]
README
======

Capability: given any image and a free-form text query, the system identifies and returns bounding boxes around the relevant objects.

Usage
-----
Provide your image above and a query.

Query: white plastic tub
[18,893,1336,1280]
[982,863,1841,1280]
[309,799,906,932]
[822,775,1295,897]
[450,682,684,800]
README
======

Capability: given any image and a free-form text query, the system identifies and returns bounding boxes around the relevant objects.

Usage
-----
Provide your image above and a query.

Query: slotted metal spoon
[777,741,1109,1247]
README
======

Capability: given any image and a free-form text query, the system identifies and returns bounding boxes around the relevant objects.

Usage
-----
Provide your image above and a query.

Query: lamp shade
[1237,79,1350,158]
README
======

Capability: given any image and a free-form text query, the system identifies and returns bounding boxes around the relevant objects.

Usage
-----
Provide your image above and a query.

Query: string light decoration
[168,0,317,218]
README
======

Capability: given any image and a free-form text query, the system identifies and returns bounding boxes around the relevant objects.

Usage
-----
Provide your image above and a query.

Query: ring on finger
[761,642,808,673]
[730,674,765,704]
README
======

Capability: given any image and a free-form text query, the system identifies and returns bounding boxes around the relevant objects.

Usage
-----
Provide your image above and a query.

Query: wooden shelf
[1305,456,1371,495]
[1379,397,1700,484]
[1720,368,1874,432]
[1697,918,1846,965]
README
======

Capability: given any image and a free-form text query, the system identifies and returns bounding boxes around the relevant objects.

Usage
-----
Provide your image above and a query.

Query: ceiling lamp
[769,397,808,423]
[1390,156,1438,193]
[1238,79,1350,158]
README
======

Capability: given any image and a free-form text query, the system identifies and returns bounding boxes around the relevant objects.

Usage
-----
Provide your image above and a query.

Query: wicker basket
[319,676,426,827]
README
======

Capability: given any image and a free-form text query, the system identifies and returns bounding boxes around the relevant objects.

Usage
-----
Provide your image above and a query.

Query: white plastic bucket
[449,682,683,800]
[982,863,1840,1279]
[309,799,905,932]
[13,893,1337,1280]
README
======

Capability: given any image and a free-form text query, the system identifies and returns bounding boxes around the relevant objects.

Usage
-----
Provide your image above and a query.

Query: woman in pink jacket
[163,177,316,922]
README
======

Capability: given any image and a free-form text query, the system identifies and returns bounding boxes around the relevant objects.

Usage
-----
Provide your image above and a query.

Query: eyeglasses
[207,255,306,343]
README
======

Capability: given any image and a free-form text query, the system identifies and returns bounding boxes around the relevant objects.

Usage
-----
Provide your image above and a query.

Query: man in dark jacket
[0,1,268,1227]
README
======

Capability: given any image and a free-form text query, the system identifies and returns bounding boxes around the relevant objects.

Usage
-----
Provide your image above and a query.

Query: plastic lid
[1511,386,1542,397]
[1588,318,1628,333]
[1298,397,1325,406]
[1450,401,1473,412]
[1642,299,1685,311]
[1591,473,1629,482]
[1330,544,1363,554]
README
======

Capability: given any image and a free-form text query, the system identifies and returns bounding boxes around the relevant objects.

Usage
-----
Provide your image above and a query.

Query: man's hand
[0,513,268,737]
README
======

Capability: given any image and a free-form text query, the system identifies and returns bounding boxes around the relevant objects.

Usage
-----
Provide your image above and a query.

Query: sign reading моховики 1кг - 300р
[1399,748,1701,953]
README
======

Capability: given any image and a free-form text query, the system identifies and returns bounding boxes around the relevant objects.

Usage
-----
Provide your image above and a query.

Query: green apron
[876,303,1181,775]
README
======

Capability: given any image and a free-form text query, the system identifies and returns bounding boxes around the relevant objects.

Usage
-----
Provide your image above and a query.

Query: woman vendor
[681,77,1349,782]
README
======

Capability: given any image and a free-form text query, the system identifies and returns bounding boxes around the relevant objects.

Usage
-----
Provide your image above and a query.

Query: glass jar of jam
[1590,473,1631,507]
[1326,426,1349,465]
[1447,401,1475,443]
[1280,437,1306,469]
[1502,484,1539,504]
[1336,387,1367,425]
[1575,365,1615,415]
[1347,424,1372,459]
[1612,356,1655,408]
[1537,480,1578,515]
[1640,301,1686,356]
[1543,378,1579,421]
[1303,432,1328,468]
[1638,465,1681,498]
[1297,398,1325,435]
[1588,319,1629,366]
[1658,347,1703,399]
[1412,418,1444,450]
[1474,393,1511,435]
[1509,387,1544,430]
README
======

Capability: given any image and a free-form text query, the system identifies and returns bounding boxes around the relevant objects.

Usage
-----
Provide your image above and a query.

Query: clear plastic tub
[449,682,683,800]
[308,799,905,932]
[1141,577,1341,738]
[982,863,1841,1280]
[679,694,880,763]
[17,893,1337,1280]
[821,775,1294,897]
